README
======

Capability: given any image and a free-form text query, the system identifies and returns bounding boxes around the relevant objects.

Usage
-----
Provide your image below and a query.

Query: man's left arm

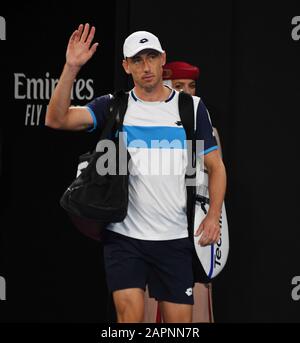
[195,149,227,246]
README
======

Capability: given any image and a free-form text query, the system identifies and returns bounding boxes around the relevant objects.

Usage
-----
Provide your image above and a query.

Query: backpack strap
[178,91,196,238]
[111,90,129,130]
[98,90,129,140]
[178,91,196,166]
[179,92,211,282]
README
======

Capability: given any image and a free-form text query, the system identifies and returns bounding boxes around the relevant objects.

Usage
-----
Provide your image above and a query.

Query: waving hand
[66,23,99,69]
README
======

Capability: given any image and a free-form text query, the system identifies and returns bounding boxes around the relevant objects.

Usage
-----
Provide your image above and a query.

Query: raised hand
[66,23,99,69]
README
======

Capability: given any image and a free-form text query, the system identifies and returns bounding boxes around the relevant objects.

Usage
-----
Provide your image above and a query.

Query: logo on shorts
[185,287,193,296]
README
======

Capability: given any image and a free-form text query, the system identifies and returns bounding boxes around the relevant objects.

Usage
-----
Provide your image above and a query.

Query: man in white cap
[45,24,226,323]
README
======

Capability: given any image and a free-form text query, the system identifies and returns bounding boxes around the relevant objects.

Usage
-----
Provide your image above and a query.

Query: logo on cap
[139,38,148,43]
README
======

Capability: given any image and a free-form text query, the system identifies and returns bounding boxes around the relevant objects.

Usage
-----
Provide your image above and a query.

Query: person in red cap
[163,61,222,154]
[162,61,223,322]
[163,61,199,95]
[143,61,212,323]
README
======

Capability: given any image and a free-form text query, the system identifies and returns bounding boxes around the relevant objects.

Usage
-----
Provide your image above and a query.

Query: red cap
[163,61,200,80]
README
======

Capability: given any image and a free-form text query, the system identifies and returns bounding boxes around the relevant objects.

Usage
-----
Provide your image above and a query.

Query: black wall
[0,2,116,322]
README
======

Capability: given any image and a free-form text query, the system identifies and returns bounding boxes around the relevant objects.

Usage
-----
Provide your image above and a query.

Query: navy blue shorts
[102,230,194,305]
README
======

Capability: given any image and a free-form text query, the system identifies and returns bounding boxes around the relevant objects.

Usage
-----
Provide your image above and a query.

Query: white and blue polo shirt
[85,88,218,241]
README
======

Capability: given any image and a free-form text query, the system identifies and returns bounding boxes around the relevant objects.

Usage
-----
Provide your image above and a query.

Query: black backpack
[59,90,130,240]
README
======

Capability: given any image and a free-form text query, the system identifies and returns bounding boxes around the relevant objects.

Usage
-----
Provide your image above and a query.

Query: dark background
[1,0,300,322]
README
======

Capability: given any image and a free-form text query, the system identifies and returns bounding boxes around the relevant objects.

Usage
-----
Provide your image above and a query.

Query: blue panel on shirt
[123,125,187,149]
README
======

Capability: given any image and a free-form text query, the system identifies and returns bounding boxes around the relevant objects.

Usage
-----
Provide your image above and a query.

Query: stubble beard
[138,76,161,93]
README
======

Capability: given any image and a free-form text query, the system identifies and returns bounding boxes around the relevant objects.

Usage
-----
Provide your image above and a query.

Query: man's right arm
[45,63,93,130]
[45,23,99,131]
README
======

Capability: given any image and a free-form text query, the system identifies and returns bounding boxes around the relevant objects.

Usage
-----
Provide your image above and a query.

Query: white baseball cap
[123,31,164,58]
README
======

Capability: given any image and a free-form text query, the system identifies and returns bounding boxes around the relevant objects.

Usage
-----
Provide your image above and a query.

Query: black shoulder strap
[179,92,212,282]
[178,91,195,143]
[111,90,129,128]
[178,91,196,168]
[178,91,196,238]
[99,90,129,140]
